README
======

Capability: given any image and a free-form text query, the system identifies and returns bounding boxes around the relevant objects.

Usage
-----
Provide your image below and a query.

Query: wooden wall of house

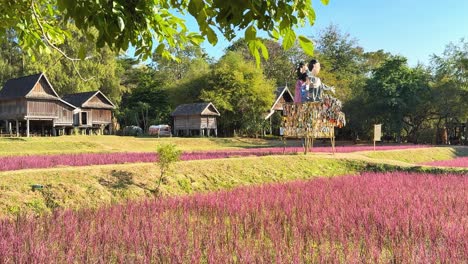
[91,109,112,123]
[0,99,26,119]
[200,116,217,129]
[29,79,56,98]
[27,100,58,117]
[84,94,113,109]
[174,115,218,130]
[273,97,286,111]
[174,115,203,130]
[56,103,74,125]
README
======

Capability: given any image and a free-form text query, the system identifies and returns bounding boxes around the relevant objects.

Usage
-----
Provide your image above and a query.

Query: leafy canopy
[0,0,329,63]
[200,51,276,135]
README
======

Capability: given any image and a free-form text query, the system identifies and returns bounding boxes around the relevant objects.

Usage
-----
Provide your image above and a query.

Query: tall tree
[227,38,297,87]
[429,39,468,142]
[200,52,276,136]
[313,25,367,102]
[363,56,432,142]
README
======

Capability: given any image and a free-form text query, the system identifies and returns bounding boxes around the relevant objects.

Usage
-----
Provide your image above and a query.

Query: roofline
[203,102,221,116]
[272,86,292,109]
[82,90,116,108]
[24,73,61,99]
[171,102,221,116]
[265,110,275,120]
[58,98,77,109]
[265,86,293,120]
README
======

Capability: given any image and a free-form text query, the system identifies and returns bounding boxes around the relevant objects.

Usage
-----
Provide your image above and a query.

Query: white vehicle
[148,125,172,137]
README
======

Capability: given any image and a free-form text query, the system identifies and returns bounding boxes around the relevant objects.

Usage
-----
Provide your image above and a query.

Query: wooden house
[265,86,294,119]
[171,102,220,136]
[0,73,76,137]
[62,91,116,135]
[264,86,294,135]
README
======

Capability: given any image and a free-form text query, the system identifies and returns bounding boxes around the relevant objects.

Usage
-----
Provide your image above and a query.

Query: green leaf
[298,35,314,56]
[282,29,296,50]
[117,17,125,32]
[188,0,203,16]
[155,43,165,54]
[245,25,256,41]
[248,40,262,67]
[206,26,218,45]
[307,8,316,26]
[270,28,280,40]
[257,40,269,61]
[189,34,205,45]
[47,4,54,17]
[321,0,330,5]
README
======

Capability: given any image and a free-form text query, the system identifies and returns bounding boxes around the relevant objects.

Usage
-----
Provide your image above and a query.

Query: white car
[149,125,172,137]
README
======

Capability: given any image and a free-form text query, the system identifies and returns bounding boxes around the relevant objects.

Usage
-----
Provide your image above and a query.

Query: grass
[363,146,468,163]
[0,136,465,218]
[0,136,285,156]
[0,155,366,218]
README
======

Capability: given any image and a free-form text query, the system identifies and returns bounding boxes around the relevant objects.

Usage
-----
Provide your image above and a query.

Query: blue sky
[128,0,467,66]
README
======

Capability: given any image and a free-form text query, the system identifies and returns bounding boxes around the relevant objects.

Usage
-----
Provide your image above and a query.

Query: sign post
[374,124,382,151]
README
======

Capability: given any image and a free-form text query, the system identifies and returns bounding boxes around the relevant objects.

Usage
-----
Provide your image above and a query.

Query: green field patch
[362,146,467,163]
[0,136,284,156]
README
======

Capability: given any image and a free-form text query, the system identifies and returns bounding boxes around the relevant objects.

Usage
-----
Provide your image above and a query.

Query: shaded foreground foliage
[0,172,466,263]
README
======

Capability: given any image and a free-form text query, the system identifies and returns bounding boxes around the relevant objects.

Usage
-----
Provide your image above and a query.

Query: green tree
[200,52,276,136]
[363,56,432,142]
[429,39,468,143]
[227,38,297,86]
[119,69,172,128]
[313,24,367,102]
[164,58,211,107]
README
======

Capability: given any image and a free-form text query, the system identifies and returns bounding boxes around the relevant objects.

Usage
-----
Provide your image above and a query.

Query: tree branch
[31,0,95,82]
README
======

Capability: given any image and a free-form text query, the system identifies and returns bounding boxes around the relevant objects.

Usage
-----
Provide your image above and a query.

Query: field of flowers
[0,145,431,172]
[1,171,466,263]
[421,156,468,168]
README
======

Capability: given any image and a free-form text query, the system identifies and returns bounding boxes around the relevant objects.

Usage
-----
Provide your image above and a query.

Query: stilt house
[0,73,116,136]
[171,102,220,136]
[0,73,76,136]
[62,91,116,135]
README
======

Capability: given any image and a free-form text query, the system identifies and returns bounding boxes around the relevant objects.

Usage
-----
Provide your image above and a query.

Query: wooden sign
[373,124,382,151]
[374,124,382,141]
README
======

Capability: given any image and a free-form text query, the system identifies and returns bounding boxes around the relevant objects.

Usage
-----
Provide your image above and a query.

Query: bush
[155,143,181,195]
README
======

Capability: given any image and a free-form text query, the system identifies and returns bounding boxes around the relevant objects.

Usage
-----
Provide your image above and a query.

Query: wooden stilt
[15,120,19,137]
[26,119,30,137]
[310,137,314,153]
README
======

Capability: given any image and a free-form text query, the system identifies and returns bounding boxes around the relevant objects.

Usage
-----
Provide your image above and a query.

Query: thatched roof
[171,102,220,116]
[62,90,115,109]
[0,73,60,100]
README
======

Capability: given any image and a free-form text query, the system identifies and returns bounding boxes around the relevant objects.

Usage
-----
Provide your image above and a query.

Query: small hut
[171,102,220,136]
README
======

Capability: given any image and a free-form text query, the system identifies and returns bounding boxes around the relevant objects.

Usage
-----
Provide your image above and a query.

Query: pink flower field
[421,156,468,168]
[0,145,431,172]
[1,172,466,263]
